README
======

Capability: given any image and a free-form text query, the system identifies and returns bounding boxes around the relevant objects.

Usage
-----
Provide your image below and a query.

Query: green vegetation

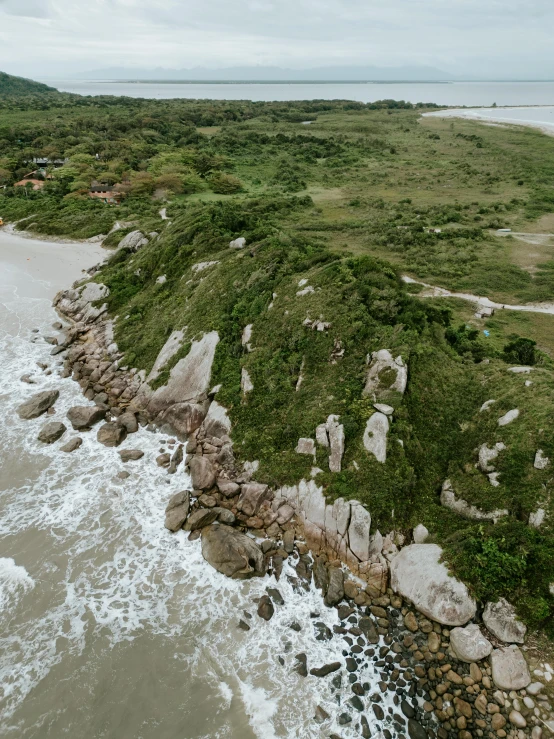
[0,71,56,97]
[1,75,554,632]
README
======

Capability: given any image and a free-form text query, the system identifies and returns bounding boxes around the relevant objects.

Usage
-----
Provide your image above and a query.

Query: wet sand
[0,229,106,299]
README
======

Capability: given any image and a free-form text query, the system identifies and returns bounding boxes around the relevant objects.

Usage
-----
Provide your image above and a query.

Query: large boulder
[237,483,270,517]
[324,566,344,607]
[363,349,407,398]
[118,230,148,252]
[156,402,207,438]
[363,412,389,463]
[164,490,190,532]
[390,544,476,626]
[450,624,493,662]
[97,422,127,447]
[202,400,232,439]
[201,524,265,579]
[184,508,218,531]
[38,421,66,444]
[67,405,106,430]
[17,390,59,419]
[189,456,216,490]
[483,598,527,644]
[491,645,531,690]
[118,412,138,434]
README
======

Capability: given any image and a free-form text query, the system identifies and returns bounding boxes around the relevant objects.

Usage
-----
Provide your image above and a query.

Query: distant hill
[0,71,57,96]
[77,64,457,82]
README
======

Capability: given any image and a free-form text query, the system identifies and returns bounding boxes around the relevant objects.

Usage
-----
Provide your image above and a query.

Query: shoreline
[423,107,554,138]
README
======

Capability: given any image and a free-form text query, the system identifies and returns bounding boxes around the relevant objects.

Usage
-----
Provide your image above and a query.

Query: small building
[14,178,45,191]
[88,184,122,204]
[28,157,68,168]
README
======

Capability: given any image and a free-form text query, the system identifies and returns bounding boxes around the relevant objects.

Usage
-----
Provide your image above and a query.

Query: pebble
[509,710,527,728]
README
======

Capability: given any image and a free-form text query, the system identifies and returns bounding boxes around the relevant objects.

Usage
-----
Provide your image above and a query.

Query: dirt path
[402,275,554,316]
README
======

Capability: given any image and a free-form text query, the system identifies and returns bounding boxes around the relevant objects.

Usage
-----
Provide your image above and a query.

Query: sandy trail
[402,275,554,316]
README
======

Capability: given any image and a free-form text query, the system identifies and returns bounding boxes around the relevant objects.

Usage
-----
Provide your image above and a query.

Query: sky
[0,0,553,80]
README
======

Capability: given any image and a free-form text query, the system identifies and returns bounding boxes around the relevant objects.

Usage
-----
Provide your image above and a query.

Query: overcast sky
[1,0,553,79]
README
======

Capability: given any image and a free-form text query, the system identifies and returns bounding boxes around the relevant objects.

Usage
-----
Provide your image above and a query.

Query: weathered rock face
[348,503,371,561]
[202,400,231,439]
[118,230,148,252]
[441,480,508,523]
[97,422,127,447]
[189,456,216,490]
[363,412,389,463]
[296,438,316,456]
[157,402,207,438]
[412,524,429,544]
[55,283,110,324]
[450,624,493,662]
[146,329,185,383]
[241,367,254,394]
[38,421,66,444]
[17,390,59,419]
[201,524,265,579]
[534,449,550,470]
[363,349,407,398]
[327,415,345,473]
[483,598,527,644]
[67,405,106,430]
[164,490,190,532]
[478,441,506,472]
[148,331,219,416]
[491,645,531,690]
[390,544,476,626]
[237,483,270,517]
[498,408,519,426]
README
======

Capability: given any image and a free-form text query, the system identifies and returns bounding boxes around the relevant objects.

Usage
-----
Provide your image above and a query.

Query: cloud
[0,0,553,78]
[0,0,52,18]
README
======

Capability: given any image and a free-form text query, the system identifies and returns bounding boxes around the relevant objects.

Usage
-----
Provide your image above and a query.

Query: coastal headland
[2,71,554,738]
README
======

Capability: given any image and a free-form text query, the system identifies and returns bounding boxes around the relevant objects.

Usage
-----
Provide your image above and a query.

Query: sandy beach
[0,228,106,300]
[424,105,554,137]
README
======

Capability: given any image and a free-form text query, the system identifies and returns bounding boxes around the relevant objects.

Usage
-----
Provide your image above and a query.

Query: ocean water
[43,79,554,106]
[0,233,396,737]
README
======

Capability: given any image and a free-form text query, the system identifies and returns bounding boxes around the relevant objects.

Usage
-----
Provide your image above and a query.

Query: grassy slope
[0,71,56,96]
[1,94,554,629]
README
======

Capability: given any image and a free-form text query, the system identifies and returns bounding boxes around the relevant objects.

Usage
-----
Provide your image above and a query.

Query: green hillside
[0,71,56,96]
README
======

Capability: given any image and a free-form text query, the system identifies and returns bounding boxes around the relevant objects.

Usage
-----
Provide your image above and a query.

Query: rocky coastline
[14,267,554,739]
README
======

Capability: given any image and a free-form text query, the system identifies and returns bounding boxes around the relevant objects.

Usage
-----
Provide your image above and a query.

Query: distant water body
[45,79,554,106]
